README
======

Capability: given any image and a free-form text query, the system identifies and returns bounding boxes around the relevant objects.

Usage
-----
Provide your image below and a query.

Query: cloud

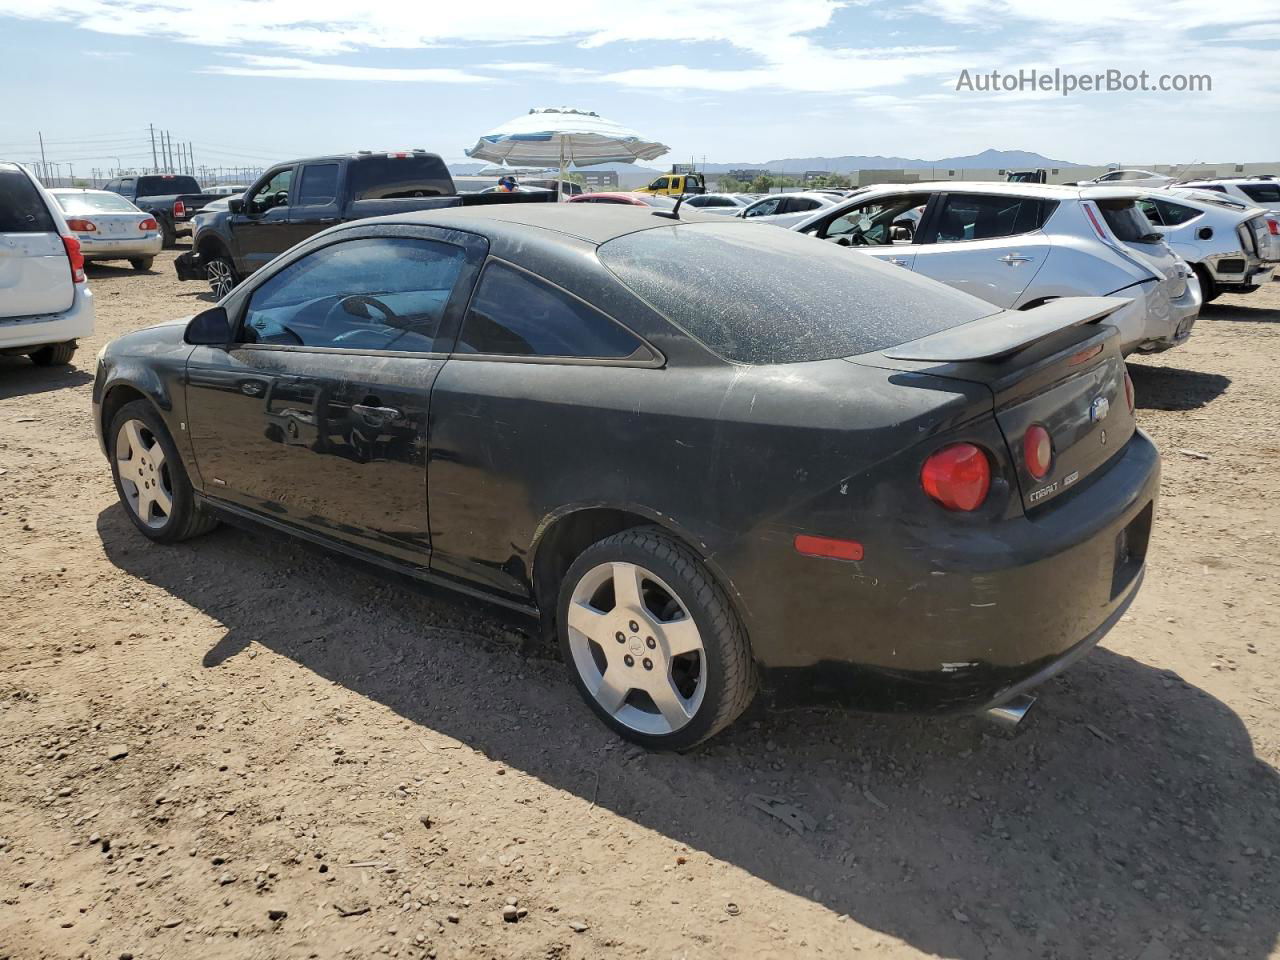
[202,53,493,83]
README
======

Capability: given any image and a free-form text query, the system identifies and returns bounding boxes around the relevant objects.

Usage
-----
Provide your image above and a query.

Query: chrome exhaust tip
[985,693,1037,731]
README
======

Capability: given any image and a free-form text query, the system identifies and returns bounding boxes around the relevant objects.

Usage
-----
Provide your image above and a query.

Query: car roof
[853,181,1145,201]
[48,187,115,194]
[364,202,710,246]
[1181,177,1276,186]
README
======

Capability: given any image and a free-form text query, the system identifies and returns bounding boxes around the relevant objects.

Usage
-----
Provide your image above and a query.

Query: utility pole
[38,131,48,184]
[188,141,195,178]
[149,123,158,173]
[163,131,172,173]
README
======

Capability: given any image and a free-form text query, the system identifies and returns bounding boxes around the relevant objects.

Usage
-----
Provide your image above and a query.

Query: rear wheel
[159,217,176,249]
[206,256,237,300]
[1193,264,1219,303]
[109,399,217,543]
[129,257,154,272]
[28,341,76,366]
[557,527,755,749]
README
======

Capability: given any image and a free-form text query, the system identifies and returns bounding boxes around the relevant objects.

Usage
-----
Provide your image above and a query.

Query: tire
[1193,264,1219,303]
[206,256,238,300]
[28,341,76,366]
[108,399,217,543]
[557,526,755,749]
[159,217,177,249]
[129,257,154,272]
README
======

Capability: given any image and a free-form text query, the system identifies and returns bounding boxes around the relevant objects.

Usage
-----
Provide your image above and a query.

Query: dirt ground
[1,247,1278,960]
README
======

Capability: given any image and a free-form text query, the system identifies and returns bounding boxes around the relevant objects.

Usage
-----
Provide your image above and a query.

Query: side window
[297,163,339,205]
[1137,200,1164,226]
[249,167,294,212]
[648,177,668,191]
[0,168,58,232]
[745,197,782,218]
[1154,199,1200,226]
[932,195,1049,243]
[241,237,465,352]
[457,261,643,360]
[822,194,929,245]
[117,179,135,198]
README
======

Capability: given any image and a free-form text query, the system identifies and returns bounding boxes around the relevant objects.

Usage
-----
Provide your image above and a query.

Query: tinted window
[457,261,642,359]
[349,156,452,200]
[1240,183,1280,203]
[135,176,202,197]
[242,237,465,351]
[933,195,1054,242]
[0,168,57,232]
[1097,198,1161,243]
[249,167,294,211]
[744,197,782,217]
[52,191,140,214]
[599,222,996,365]
[297,163,339,205]
[1153,199,1201,226]
[705,197,735,208]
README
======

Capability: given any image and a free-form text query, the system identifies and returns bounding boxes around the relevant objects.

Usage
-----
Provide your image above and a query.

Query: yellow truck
[634,172,706,196]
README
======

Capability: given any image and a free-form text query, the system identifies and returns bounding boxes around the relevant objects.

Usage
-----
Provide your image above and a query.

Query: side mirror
[1197,226,1213,240]
[228,197,244,214]
[185,306,232,345]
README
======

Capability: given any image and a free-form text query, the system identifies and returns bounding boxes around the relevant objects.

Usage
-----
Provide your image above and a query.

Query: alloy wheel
[566,561,707,735]
[207,259,235,299]
[115,419,173,529]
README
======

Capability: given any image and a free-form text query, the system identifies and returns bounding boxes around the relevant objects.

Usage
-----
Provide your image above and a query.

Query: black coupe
[94,205,1159,748]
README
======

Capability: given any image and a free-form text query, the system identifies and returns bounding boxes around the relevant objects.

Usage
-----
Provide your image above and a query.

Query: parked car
[1008,169,1047,184]
[567,192,677,208]
[738,191,839,226]
[679,193,751,215]
[94,205,1157,748]
[1172,177,1280,213]
[0,161,94,366]
[791,182,1201,354]
[100,174,220,247]
[634,173,706,196]
[48,188,162,271]
[206,184,249,197]
[177,150,556,299]
[1072,169,1174,188]
[1137,192,1278,301]
[520,178,584,197]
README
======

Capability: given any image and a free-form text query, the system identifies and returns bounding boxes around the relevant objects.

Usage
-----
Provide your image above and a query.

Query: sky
[0,0,1278,177]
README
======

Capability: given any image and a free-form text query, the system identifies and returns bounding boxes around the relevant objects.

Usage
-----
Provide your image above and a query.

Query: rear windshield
[1097,198,1162,243]
[0,167,57,233]
[598,221,996,365]
[136,175,202,197]
[53,192,140,215]
[1240,183,1280,204]
[350,156,453,200]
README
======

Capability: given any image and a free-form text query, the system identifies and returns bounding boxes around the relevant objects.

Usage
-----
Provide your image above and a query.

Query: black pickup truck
[101,174,219,248]
[176,151,554,298]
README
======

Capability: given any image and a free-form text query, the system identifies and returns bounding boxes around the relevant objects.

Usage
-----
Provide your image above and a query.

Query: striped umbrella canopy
[465,108,669,183]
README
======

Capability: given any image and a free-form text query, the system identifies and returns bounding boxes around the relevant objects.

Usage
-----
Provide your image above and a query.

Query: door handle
[888,258,910,266]
[352,403,401,423]
[998,254,1034,265]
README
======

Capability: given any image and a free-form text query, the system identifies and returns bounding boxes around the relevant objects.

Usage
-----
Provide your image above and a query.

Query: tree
[716,176,747,193]
[750,174,772,193]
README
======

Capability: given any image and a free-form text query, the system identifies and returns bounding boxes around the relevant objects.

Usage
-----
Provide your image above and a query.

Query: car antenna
[653,192,686,220]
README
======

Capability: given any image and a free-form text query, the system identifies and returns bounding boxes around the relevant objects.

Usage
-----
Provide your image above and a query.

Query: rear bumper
[0,285,95,352]
[80,234,163,260]
[740,429,1160,713]
[1134,277,1200,353]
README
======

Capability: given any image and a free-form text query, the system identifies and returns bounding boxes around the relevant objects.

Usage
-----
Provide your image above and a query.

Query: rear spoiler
[882,296,1131,363]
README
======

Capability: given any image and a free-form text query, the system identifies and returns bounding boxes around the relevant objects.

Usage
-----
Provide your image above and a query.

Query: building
[803,170,832,183]
[726,168,769,182]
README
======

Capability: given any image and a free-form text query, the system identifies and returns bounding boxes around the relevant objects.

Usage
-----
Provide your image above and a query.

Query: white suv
[0,161,95,366]
[791,182,1201,354]
[1173,178,1280,213]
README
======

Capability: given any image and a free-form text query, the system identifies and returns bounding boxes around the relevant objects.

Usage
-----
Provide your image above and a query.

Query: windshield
[350,155,453,200]
[1097,198,1162,243]
[53,192,139,214]
[599,221,996,365]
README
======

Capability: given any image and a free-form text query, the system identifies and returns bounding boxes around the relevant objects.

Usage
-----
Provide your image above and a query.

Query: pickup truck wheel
[206,257,238,299]
[129,257,154,272]
[29,341,76,366]
[159,217,177,249]
[109,400,217,543]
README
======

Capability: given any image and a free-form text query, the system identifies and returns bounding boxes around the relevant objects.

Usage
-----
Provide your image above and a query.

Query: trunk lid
[857,297,1136,512]
[0,232,73,318]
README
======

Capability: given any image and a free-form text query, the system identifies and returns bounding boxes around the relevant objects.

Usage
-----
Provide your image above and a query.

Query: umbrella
[466,107,669,197]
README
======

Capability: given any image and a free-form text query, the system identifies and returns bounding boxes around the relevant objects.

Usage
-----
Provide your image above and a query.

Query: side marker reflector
[794,534,864,562]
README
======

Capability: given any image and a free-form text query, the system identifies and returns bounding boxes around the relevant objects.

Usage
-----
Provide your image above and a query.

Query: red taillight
[1082,201,1109,241]
[794,534,864,562]
[61,235,85,283]
[921,443,991,512]
[1267,217,1279,236]
[139,217,158,231]
[65,217,97,232]
[1124,369,1136,413]
[173,200,186,218]
[1023,424,1053,480]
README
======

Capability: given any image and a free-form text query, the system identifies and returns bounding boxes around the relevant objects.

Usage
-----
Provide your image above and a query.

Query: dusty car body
[791,182,1201,354]
[93,206,1158,747]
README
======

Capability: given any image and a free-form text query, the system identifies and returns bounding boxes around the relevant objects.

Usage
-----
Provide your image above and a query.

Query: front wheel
[129,257,154,272]
[557,527,756,749]
[109,400,217,543]
[206,256,237,300]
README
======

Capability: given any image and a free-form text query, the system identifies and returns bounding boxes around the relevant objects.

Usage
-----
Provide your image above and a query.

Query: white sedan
[48,188,162,271]
[737,191,840,227]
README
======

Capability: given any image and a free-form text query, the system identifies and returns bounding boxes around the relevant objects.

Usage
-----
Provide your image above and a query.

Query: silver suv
[791,182,1201,354]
